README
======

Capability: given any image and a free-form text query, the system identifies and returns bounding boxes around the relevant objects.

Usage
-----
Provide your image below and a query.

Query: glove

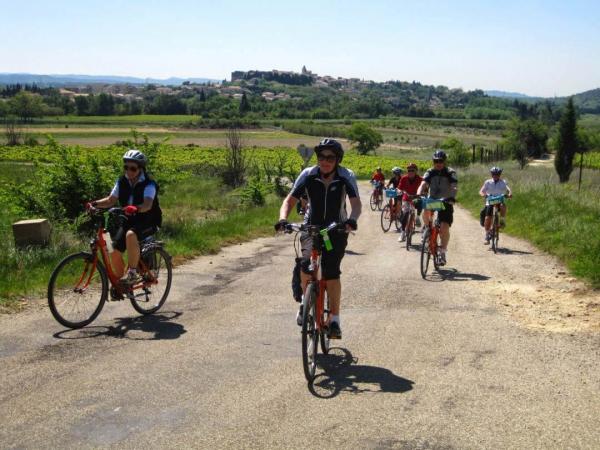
[123,205,138,216]
[274,219,288,232]
[85,201,97,212]
[444,197,456,205]
[345,218,358,231]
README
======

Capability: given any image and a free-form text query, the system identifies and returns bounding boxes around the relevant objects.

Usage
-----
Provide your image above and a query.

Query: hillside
[0,73,218,86]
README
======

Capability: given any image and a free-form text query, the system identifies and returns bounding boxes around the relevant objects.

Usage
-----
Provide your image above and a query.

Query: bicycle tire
[369,192,377,211]
[377,193,383,210]
[48,252,108,329]
[380,205,392,232]
[406,211,414,251]
[491,213,499,254]
[394,209,402,231]
[320,291,330,355]
[130,247,173,315]
[302,283,319,382]
[420,229,431,279]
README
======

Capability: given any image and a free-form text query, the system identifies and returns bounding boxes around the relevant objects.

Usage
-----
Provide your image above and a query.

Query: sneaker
[296,304,303,326]
[398,231,406,242]
[484,232,491,245]
[439,251,447,266]
[328,321,342,339]
[120,270,141,287]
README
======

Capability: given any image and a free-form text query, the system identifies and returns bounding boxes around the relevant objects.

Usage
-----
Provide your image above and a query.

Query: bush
[347,122,383,155]
[441,137,470,167]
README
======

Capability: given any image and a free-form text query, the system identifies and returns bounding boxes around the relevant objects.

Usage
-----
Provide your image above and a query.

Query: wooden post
[480,147,484,164]
[472,144,476,164]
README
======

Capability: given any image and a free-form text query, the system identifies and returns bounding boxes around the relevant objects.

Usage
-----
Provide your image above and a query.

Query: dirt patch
[486,271,600,333]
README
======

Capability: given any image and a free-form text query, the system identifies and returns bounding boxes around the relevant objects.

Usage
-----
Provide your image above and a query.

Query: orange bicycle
[419,197,447,279]
[283,221,345,382]
[48,208,172,329]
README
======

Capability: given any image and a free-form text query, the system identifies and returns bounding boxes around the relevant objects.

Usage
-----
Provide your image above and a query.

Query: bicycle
[48,207,172,329]
[419,197,447,279]
[486,194,508,254]
[402,194,420,251]
[369,181,384,211]
[282,221,346,382]
[380,189,401,233]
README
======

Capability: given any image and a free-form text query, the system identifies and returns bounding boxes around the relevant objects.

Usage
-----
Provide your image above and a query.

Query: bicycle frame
[308,246,328,333]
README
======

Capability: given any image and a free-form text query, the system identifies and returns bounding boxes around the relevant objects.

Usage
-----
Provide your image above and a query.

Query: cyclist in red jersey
[398,163,423,241]
[371,167,385,184]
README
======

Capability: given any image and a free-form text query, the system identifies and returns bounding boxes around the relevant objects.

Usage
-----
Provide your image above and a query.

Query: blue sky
[1,0,599,96]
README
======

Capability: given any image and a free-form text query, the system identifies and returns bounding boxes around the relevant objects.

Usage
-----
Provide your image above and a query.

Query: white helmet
[123,149,148,167]
[392,167,403,175]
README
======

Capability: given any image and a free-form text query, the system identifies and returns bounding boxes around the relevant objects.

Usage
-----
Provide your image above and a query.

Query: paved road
[1,184,599,449]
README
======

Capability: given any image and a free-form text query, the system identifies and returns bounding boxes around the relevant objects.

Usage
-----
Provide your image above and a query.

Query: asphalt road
[1,184,599,449]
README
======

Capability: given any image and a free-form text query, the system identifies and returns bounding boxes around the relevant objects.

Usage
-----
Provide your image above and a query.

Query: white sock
[331,315,340,325]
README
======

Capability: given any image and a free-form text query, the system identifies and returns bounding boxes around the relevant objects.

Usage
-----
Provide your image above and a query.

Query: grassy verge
[458,162,600,288]
[0,174,287,309]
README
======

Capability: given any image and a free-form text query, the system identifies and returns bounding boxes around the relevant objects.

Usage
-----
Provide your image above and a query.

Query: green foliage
[347,122,383,155]
[555,97,577,182]
[440,137,470,167]
[504,118,548,169]
[240,178,269,206]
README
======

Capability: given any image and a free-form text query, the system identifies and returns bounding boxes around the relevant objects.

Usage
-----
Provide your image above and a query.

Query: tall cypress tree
[555,97,577,183]
[239,93,250,115]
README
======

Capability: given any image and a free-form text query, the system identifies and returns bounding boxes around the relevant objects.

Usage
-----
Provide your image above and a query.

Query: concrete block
[12,219,51,248]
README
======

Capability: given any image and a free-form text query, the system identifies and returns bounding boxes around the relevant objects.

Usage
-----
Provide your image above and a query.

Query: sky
[1,0,599,97]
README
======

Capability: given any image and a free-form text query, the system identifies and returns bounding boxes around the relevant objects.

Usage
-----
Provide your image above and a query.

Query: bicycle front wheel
[320,291,330,355]
[131,247,173,315]
[380,205,392,232]
[48,252,108,329]
[491,214,499,254]
[302,283,319,382]
[369,192,377,211]
[406,212,414,251]
[420,230,431,279]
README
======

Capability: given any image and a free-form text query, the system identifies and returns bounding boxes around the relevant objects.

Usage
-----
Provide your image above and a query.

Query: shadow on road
[494,247,533,255]
[53,311,186,341]
[308,347,414,399]
[345,250,365,256]
[436,268,490,281]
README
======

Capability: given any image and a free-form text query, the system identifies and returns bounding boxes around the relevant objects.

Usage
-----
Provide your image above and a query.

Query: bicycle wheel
[369,192,377,211]
[376,193,383,210]
[48,252,108,329]
[420,229,431,279]
[432,229,441,271]
[406,212,414,251]
[491,213,499,254]
[131,247,173,315]
[302,283,319,382]
[320,291,330,355]
[394,208,402,231]
[380,205,392,232]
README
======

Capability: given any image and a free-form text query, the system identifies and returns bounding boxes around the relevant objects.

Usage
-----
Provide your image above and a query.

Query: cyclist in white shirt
[479,167,512,245]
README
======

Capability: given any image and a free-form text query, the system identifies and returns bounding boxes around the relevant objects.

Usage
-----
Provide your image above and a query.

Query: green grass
[34,115,200,127]
[458,162,600,288]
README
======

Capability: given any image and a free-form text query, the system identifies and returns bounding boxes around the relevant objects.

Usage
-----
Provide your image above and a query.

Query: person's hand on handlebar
[344,218,357,232]
[444,197,456,205]
[274,219,289,232]
[85,201,98,213]
[123,205,138,216]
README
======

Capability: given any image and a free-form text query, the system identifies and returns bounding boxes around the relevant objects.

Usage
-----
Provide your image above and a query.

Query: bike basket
[385,189,398,198]
[423,198,445,211]
[488,195,505,205]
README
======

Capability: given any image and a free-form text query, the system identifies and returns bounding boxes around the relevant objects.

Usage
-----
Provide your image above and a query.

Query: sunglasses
[317,154,337,163]
[433,159,444,164]
[408,169,416,173]
[124,165,140,172]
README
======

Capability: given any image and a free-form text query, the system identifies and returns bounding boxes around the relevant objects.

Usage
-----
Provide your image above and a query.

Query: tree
[504,118,548,169]
[222,127,247,187]
[8,91,44,122]
[74,95,90,115]
[555,97,577,183]
[347,122,383,155]
[239,93,250,115]
[441,137,470,167]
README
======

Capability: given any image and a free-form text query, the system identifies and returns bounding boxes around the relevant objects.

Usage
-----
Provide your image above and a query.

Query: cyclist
[275,138,361,339]
[87,149,162,285]
[387,166,403,218]
[397,163,423,242]
[479,166,512,245]
[370,166,385,202]
[417,150,457,266]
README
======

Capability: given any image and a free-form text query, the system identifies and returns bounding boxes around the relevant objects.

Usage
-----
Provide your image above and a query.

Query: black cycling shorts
[300,232,348,280]
[437,203,454,226]
[113,224,158,253]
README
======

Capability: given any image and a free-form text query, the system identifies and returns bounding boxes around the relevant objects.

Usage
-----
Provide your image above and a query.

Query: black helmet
[123,149,148,167]
[490,166,503,175]
[315,138,344,163]
[432,149,447,161]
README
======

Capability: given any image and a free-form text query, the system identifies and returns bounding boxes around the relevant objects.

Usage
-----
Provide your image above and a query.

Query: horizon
[2,0,599,97]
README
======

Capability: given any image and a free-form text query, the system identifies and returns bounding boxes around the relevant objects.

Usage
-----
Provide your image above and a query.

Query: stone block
[12,219,51,248]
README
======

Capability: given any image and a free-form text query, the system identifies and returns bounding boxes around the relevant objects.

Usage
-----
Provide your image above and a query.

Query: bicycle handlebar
[283,222,346,235]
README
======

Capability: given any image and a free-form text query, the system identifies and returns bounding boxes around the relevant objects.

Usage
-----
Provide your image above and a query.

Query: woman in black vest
[87,149,161,285]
